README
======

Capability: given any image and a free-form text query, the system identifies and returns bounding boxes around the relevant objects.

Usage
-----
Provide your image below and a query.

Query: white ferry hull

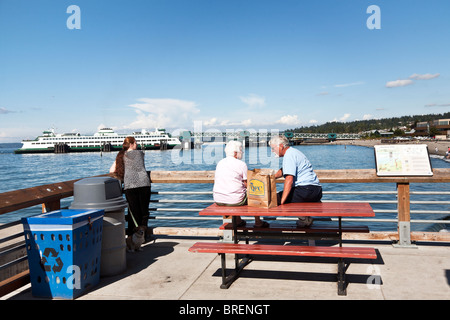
[14,144,179,154]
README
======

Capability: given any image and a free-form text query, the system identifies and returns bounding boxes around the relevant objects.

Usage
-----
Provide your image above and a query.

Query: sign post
[374,144,433,248]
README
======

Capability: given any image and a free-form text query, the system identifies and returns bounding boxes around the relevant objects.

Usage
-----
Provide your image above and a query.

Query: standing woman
[110,137,151,237]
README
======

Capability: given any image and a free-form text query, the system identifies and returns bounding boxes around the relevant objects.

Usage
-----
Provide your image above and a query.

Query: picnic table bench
[219,222,370,243]
[189,202,378,295]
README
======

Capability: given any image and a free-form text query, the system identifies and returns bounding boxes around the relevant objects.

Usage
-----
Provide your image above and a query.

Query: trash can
[22,209,104,299]
[70,177,128,277]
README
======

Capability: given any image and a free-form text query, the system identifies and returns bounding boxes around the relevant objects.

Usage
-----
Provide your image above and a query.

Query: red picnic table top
[199,202,375,218]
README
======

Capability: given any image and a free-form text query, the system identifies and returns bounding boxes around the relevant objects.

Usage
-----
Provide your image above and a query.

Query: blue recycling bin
[22,209,104,299]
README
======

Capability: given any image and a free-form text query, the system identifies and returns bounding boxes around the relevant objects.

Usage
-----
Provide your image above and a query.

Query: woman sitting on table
[213,140,269,228]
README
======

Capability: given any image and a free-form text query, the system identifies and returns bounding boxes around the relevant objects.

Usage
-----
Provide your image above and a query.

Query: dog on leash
[126,226,146,252]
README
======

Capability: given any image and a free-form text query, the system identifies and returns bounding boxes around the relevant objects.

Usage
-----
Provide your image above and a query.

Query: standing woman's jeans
[124,186,151,236]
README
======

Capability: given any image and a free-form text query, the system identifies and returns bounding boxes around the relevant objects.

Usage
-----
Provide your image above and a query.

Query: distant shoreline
[3,140,450,157]
[331,139,450,157]
[0,143,21,148]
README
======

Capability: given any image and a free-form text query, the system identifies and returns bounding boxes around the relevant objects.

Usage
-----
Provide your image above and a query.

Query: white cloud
[386,73,440,88]
[332,113,351,122]
[363,114,373,120]
[334,81,364,88]
[126,98,199,129]
[409,73,440,80]
[96,123,109,131]
[309,119,318,124]
[385,79,414,88]
[225,119,253,127]
[425,103,450,107]
[203,118,254,127]
[218,119,230,126]
[276,115,300,126]
[0,127,37,142]
[0,107,15,114]
[204,118,218,126]
[239,94,266,108]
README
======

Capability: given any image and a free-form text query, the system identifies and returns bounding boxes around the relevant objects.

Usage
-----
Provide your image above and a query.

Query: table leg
[220,253,227,288]
[232,216,240,270]
[232,216,238,244]
[219,252,252,289]
[337,258,347,295]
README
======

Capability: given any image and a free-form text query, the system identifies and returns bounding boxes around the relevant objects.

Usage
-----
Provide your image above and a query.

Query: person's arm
[280,175,294,204]
[109,160,116,173]
[274,168,283,179]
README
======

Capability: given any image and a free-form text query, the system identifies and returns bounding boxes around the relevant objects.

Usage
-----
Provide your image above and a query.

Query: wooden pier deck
[2,234,449,301]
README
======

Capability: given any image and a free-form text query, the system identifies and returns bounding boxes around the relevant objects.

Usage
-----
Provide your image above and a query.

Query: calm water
[1,143,449,232]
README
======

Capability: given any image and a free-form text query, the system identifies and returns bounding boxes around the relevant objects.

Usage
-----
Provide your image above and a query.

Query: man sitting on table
[269,135,322,227]
[213,140,269,228]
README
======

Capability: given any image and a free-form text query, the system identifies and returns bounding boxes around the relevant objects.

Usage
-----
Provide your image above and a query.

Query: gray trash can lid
[70,177,127,212]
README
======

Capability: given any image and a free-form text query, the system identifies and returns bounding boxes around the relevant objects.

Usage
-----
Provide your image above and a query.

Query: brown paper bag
[247,169,278,208]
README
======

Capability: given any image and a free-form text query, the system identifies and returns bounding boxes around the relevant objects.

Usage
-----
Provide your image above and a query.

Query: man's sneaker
[296,216,313,228]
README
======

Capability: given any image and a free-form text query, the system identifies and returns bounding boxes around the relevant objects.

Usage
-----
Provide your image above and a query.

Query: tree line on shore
[288,112,450,136]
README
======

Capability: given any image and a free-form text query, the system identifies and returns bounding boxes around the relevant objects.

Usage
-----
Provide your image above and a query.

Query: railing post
[395,182,416,248]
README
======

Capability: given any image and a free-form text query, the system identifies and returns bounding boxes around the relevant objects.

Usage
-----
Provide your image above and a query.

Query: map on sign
[374,144,433,176]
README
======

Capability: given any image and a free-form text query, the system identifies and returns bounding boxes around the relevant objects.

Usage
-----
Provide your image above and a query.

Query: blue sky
[1,0,449,142]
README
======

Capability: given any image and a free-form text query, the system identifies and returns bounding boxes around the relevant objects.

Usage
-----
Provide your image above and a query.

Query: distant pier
[179,131,357,149]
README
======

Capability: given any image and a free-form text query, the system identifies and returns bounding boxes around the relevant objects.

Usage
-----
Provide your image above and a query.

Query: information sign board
[374,144,433,176]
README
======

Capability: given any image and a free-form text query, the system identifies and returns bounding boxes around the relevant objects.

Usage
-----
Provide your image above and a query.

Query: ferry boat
[14,128,181,154]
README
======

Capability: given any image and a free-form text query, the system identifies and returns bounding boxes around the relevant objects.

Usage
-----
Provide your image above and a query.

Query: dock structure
[190,131,359,141]
[1,169,450,300]
[178,131,359,148]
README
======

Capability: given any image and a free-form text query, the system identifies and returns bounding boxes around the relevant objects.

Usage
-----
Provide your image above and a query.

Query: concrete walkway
[3,236,450,300]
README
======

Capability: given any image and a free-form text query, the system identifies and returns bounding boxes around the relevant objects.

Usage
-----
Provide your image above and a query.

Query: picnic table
[189,202,378,295]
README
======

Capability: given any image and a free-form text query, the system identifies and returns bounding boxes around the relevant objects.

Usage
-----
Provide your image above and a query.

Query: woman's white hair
[269,135,290,147]
[225,140,243,157]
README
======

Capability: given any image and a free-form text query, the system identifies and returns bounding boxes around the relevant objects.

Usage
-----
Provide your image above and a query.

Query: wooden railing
[1,168,450,297]
[148,169,450,244]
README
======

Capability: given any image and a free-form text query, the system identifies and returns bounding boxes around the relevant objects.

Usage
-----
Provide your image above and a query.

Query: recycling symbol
[40,248,64,273]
